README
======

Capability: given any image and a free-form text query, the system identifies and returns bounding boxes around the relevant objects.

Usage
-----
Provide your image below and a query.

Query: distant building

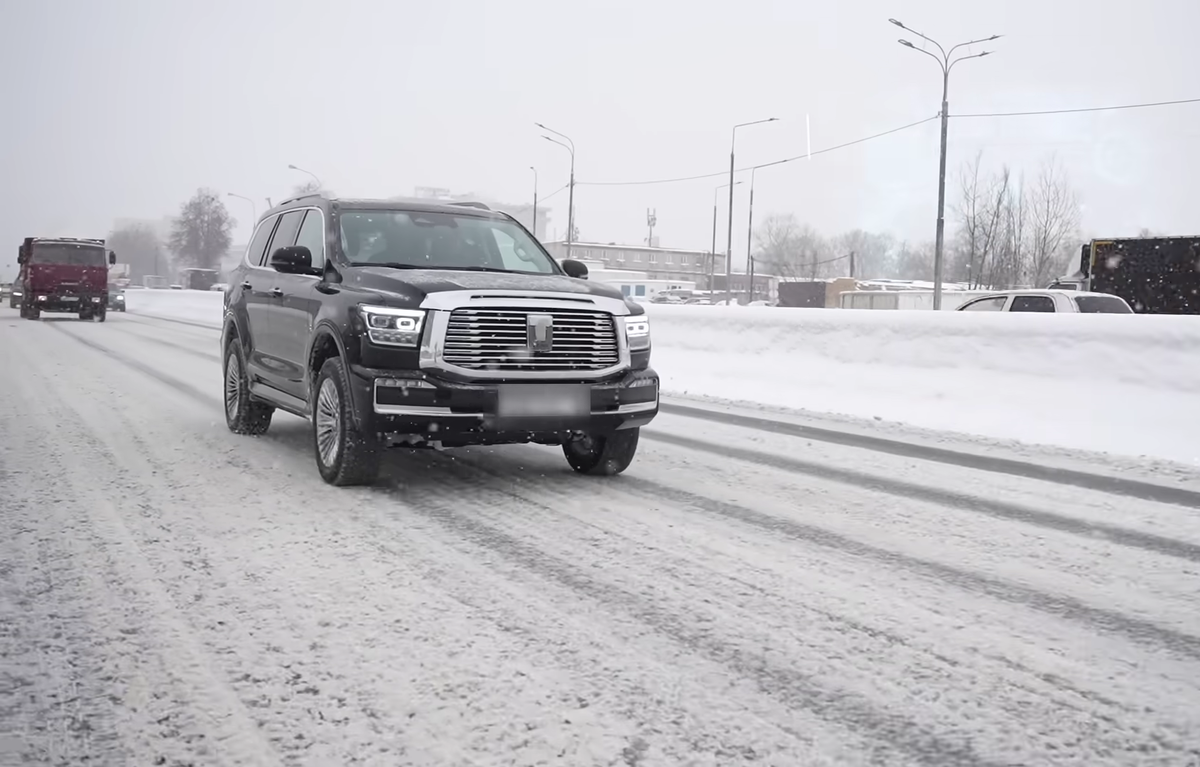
[540,241,721,288]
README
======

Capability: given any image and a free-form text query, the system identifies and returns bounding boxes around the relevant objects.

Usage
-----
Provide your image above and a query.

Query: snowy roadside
[122,290,1200,466]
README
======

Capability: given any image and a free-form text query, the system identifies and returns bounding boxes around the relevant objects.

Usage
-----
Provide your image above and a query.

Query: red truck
[15,237,117,321]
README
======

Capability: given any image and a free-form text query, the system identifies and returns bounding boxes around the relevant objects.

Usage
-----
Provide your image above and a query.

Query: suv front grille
[443,308,620,372]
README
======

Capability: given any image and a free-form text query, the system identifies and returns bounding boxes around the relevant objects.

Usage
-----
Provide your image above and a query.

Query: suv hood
[347,267,625,303]
[25,263,108,293]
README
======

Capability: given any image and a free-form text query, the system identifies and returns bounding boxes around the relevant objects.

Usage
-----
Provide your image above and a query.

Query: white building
[541,241,718,288]
[575,261,695,302]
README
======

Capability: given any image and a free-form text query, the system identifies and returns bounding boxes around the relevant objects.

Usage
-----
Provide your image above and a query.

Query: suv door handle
[269,287,284,298]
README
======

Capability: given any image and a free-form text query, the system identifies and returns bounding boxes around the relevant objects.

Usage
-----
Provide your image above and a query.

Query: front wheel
[224,338,273,435]
[23,304,39,320]
[563,428,640,476]
[94,306,106,323]
[313,357,382,486]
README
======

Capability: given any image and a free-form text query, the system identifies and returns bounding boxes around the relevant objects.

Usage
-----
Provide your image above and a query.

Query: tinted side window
[960,297,1007,312]
[263,211,305,265]
[294,210,325,271]
[246,216,279,267]
[1010,295,1056,313]
[1074,295,1133,314]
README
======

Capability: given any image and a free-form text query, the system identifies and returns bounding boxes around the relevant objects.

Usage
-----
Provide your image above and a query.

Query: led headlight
[624,315,651,351]
[359,305,425,347]
[116,294,125,301]
[12,291,22,297]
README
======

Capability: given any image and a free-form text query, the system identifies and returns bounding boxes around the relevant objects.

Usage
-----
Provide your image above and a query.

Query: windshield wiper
[356,262,424,270]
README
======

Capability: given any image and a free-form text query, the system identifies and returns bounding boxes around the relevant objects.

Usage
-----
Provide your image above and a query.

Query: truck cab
[16,237,117,321]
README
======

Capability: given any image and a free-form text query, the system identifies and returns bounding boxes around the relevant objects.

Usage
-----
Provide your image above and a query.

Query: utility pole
[849,251,856,278]
[745,167,758,304]
[529,166,538,237]
[890,18,1000,309]
[646,208,657,248]
[748,255,755,301]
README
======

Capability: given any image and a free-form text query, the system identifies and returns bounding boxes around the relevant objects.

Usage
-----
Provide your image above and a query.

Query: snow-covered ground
[122,290,1200,465]
[2,306,1200,765]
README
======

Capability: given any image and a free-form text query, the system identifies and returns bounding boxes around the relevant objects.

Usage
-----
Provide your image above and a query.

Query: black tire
[313,356,382,486]
[24,304,39,320]
[94,306,106,323]
[563,428,640,476]
[223,338,273,435]
[79,309,91,321]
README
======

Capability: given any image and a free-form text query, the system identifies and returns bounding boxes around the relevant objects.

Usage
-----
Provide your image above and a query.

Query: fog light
[91,297,101,303]
[628,377,657,388]
[37,295,47,302]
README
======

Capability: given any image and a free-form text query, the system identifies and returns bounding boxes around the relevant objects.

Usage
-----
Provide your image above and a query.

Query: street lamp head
[287,164,299,170]
[898,39,915,48]
[889,18,905,28]
[988,34,1002,41]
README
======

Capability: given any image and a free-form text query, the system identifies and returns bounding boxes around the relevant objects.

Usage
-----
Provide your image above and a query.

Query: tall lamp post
[287,163,323,191]
[890,18,1000,309]
[529,166,539,238]
[745,167,760,302]
[710,181,742,293]
[725,118,778,305]
[536,123,575,259]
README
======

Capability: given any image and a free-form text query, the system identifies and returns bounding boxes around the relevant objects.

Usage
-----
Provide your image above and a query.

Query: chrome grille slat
[442,307,620,372]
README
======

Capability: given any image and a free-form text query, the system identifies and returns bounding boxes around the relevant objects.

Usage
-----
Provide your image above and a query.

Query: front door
[253,209,305,396]
[240,215,280,380]
[272,209,326,402]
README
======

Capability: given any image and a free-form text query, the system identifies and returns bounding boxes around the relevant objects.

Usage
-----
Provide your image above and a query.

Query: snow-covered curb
[124,290,1200,465]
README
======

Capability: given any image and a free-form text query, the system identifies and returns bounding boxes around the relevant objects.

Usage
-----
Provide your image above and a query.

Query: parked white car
[956,289,1133,314]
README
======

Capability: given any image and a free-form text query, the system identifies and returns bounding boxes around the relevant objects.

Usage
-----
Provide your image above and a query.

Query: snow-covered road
[3,307,1200,767]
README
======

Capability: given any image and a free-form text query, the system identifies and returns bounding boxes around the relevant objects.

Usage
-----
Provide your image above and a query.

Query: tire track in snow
[644,430,1200,564]
[0,327,285,767]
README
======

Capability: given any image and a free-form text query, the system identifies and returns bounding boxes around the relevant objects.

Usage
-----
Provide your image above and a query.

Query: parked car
[956,289,1133,314]
[222,194,658,486]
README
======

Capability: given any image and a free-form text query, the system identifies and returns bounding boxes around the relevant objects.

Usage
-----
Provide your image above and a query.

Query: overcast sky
[2,0,1198,281]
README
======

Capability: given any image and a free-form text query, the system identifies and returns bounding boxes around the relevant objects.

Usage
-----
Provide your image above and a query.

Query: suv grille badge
[526,314,554,353]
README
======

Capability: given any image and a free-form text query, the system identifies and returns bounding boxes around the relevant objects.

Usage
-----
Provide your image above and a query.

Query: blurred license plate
[497,384,588,418]
[61,296,79,302]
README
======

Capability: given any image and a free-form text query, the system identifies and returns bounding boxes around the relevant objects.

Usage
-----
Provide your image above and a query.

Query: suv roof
[263,195,509,225]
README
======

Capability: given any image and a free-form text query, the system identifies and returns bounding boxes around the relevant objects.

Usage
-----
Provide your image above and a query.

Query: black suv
[221,194,658,486]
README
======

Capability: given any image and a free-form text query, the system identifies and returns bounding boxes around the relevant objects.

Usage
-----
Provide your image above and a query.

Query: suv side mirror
[561,259,588,279]
[109,251,117,265]
[270,245,313,274]
[17,249,27,265]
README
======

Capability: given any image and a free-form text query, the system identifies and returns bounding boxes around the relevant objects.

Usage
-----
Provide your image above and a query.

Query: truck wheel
[313,356,382,487]
[224,338,273,435]
[24,305,39,320]
[94,306,106,323]
[79,309,91,321]
[563,428,640,476]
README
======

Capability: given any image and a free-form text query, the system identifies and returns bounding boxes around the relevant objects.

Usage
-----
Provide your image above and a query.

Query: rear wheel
[313,356,382,486]
[94,306,106,323]
[224,338,273,435]
[23,304,39,320]
[563,428,640,476]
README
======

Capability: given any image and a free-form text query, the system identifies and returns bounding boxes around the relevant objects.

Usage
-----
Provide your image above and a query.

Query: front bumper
[31,294,104,313]
[347,365,659,446]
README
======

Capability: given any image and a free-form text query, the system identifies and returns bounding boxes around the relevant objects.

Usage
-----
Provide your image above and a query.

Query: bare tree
[107,223,165,280]
[753,215,836,280]
[169,188,236,270]
[1026,158,1080,287]
[833,229,895,279]
[893,240,935,280]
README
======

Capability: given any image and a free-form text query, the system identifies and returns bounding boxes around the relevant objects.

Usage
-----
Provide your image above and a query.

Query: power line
[577,115,939,188]
[954,96,1200,119]
[506,183,568,211]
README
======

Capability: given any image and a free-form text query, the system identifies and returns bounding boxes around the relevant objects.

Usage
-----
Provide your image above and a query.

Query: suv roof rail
[448,201,491,211]
[277,192,326,207]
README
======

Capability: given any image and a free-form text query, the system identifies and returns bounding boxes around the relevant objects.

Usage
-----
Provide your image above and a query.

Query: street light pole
[726,118,778,305]
[711,181,741,294]
[226,192,257,225]
[890,19,1000,309]
[529,166,538,238]
[745,167,758,302]
[536,123,576,260]
[287,163,323,190]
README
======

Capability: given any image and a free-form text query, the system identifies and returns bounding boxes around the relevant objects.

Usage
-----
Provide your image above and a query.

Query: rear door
[239,215,281,380]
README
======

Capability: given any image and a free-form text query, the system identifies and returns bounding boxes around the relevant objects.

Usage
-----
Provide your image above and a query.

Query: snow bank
[646,304,1200,465]
[124,290,1200,464]
[124,289,223,328]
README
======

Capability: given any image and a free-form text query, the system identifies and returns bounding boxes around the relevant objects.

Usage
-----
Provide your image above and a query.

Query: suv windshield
[32,243,106,266]
[338,210,557,274]
[1074,295,1133,314]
